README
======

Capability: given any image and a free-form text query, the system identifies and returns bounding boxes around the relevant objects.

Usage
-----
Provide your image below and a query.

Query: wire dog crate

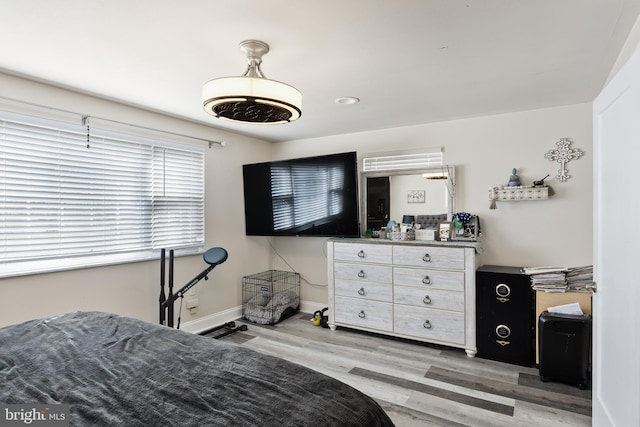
[242,270,300,325]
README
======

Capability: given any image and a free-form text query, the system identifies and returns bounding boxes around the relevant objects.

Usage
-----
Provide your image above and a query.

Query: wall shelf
[489,186,549,201]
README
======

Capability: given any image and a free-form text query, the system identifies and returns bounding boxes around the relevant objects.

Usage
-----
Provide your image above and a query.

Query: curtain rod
[0,95,225,148]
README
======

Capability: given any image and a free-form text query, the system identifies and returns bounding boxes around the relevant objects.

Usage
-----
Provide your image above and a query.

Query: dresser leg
[465,348,477,358]
[329,324,337,331]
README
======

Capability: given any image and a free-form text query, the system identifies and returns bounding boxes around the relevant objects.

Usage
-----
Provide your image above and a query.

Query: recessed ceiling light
[335,97,360,105]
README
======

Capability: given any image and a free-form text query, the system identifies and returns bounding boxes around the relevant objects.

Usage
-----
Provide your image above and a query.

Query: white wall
[270,104,594,304]
[0,72,274,328]
[0,74,595,329]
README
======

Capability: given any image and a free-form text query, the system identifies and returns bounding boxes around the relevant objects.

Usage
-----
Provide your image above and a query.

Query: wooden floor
[206,312,591,427]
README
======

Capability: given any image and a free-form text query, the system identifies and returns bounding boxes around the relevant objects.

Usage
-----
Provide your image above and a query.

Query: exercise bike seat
[203,247,228,266]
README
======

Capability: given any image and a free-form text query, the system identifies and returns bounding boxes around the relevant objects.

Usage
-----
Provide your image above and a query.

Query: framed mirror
[360,165,455,234]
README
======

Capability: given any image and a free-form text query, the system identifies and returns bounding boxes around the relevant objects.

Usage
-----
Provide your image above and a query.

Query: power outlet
[186,298,199,309]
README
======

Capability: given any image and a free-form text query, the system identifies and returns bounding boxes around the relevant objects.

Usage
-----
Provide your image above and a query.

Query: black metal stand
[159,247,235,332]
[201,321,248,339]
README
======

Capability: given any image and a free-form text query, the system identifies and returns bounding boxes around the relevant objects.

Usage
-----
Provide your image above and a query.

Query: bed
[0,311,394,426]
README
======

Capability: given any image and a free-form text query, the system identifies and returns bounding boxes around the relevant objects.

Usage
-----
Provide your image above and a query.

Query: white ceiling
[1,1,639,143]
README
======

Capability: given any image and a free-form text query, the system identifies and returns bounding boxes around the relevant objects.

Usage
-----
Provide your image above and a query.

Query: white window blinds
[362,148,443,172]
[151,145,205,249]
[0,110,204,277]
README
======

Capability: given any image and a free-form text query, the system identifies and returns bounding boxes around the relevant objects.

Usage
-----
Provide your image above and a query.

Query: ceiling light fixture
[202,40,302,124]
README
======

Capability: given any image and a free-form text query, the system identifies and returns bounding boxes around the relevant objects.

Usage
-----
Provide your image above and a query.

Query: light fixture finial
[202,40,302,124]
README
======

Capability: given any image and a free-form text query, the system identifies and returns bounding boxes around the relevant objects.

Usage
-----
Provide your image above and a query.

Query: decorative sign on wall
[407,190,425,203]
[544,138,583,182]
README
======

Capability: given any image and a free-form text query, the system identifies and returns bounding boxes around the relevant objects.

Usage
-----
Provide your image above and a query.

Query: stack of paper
[522,266,568,292]
[566,265,594,292]
[521,266,567,275]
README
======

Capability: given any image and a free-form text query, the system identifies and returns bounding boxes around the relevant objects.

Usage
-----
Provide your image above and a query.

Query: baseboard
[180,299,327,334]
[300,300,328,315]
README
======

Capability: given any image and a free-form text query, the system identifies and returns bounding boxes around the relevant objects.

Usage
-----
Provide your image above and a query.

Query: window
[0,110,204,277]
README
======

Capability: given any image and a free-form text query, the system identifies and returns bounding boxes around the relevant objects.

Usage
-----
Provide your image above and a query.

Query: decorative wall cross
[544,138,583,182]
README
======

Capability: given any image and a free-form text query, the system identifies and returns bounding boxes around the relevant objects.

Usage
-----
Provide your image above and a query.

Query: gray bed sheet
[0,311,394,426]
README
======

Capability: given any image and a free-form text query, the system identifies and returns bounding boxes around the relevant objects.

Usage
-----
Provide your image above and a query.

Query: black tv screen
[242,152,360,237]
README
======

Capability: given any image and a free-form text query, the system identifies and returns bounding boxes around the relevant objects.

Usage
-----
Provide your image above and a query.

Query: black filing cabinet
[476,265,534,366]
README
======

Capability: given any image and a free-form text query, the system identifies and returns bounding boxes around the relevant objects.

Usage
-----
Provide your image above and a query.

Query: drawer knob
[422,276,431,285]
[495,283,511,298]
[358,310,366,319]
[357,250,365,258]
[496,324,511,339]
[358,288,365,296]
[423,320,432,329]
[423,295,432,305]
[422,253,431,262]
[357,270,366,278]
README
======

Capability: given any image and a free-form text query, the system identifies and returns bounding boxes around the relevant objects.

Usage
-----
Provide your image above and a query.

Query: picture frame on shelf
[437,221,452,241]
[452,215,479,241]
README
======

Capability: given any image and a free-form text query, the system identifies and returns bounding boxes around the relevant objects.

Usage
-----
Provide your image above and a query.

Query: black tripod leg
[159,249,166,325]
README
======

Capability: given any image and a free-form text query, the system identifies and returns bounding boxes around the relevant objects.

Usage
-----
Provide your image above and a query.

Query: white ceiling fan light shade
[202,40,302,124]
[202,76,302,124]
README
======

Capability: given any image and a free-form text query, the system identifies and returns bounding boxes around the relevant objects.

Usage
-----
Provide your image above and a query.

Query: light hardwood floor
[206,312,591,427]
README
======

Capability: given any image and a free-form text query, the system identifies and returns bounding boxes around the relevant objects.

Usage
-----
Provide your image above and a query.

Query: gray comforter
[0,311,394,426]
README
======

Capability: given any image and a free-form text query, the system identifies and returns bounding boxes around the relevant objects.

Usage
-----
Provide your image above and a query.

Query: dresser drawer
[334,296,393,332]
[394,286,464,312]
[393,245,464,270]
[335,279,392,302]
[333,242,392,264]
[393,267,464,291]
[394,305,465,344]
[334,262,392,284]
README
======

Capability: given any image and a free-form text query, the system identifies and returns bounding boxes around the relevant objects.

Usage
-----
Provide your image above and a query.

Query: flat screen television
[242,151,360,237]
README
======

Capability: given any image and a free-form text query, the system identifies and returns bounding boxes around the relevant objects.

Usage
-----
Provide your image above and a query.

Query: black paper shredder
[538,311,592,389]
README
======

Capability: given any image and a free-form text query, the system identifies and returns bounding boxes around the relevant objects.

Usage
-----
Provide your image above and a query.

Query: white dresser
[327,239,480,357]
